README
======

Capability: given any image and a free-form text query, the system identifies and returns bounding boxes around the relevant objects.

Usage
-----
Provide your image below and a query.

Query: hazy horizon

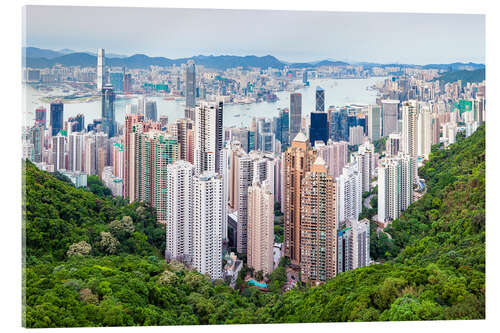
[24,6,485,65]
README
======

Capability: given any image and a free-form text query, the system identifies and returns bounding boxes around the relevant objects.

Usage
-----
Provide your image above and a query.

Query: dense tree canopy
[23,125,485,327]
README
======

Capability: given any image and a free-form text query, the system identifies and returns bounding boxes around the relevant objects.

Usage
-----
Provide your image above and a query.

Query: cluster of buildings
[22,48,486,286]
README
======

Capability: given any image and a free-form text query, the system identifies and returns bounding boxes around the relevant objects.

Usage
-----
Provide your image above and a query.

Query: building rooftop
[292,132,307,143]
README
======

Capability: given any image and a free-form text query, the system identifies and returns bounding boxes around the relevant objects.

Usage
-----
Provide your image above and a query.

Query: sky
[24,6,485,65]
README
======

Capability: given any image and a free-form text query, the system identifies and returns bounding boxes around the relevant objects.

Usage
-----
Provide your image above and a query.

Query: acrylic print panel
[22,5,485,328]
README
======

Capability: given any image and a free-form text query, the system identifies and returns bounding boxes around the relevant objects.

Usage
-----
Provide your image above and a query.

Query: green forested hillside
[23,125,485,327]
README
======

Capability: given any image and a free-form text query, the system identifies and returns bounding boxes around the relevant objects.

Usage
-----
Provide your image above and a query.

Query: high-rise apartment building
[402,100,418,157]
[381,100,400,136]
[194,102,223,175]
[52,133,66,171]
[336,163,362,224]
[300,157,337,284]
[193,172,223,280]
[68,132,83,172]
[284,132,316,266]
[349,125,364,146]
[377,153,414,222]
[166,160,194,264]
[352,218,370,269]
[386,133,401,156]
[315,140,348,179]
[289,93,302,142]
[247,181,275,275]
[368,105,381,141]
[353,142,375,193]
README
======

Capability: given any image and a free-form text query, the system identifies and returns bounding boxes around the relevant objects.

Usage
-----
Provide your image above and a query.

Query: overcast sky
[24,6,485,64]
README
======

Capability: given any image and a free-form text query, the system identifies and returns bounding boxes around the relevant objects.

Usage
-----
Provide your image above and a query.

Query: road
[364,194,375,209]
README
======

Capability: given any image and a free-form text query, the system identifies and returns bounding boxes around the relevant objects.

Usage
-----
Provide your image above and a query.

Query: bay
[23,77,384,128]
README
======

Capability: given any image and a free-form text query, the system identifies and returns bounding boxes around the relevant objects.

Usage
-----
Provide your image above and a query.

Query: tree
[66,241,91,257]
[99,232,119,254]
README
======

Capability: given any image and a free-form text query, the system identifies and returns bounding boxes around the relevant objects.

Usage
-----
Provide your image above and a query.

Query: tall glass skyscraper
[145,101,158,122]
[309,111,329,146]
[277,108,290,148]
[290,93,302,141]
[330,109,348,142]
[50,100,64,136]
[109,71,124,93]
[101,84,116,138]
[96,48,105,91]
[185,60,196,108]
[315,86,325,112]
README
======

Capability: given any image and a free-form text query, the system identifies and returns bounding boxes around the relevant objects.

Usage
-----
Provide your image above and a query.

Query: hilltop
[23,125,485,327]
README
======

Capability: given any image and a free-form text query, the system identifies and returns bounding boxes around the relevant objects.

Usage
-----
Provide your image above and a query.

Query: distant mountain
[22,47,485,71]
[22,47,64,59]
[432,68,485,86]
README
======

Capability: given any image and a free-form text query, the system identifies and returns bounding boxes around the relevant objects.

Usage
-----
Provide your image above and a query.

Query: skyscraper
[52,133,66,171]
[368,105,381,141]
[101,84,116,138]
[68,132,83,172]
[381,100,400,136]
[194,102,223,175]
[300,156,337,284]
[336,163,362,224]
[145,101,158,122]
[109,71,124,93]
[185,60,196,109]
[166,160,194,264]
[352,218,370,269]
[284,132,316,266]
[97,48,105,91]
[330,109,348,142]
[315,140,348,179]
[377,153,414,222]
[315,86,325,112]
[247,181,275,275]
[309,111,329,147]
[123,114,144,200]
[402,100,418,157]
[277,108,290,148]
[35,107,47,128]
[50,100,64,136]
[289,93,302,142]
[193,172,223,280]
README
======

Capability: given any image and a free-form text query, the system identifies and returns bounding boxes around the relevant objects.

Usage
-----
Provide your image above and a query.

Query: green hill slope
[23,125,485,327]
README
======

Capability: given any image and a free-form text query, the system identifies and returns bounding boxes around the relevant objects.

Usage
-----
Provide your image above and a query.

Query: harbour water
[23,77,385,128]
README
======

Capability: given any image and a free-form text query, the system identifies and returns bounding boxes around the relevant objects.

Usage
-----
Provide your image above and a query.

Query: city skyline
[24,6,485,65]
